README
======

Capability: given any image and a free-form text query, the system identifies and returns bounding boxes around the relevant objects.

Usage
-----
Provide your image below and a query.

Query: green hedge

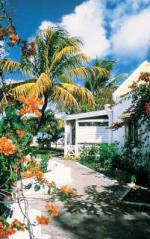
[79,144,150,177]
[79,144,119,171]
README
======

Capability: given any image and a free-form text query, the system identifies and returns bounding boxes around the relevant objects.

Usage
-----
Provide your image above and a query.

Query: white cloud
[39,20,56,31]
[111,8,150,60]
[38,0,110,59]
[0,41,7,58]
[37,0,150,62]
[60,0,110,58]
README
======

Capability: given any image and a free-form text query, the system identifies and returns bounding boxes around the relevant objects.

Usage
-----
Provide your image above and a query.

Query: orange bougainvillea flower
[22,156,30,163]
[22,168,33,178]
[0,219,25,238]
[23,165,44,181]
[59,185,74,195]
[0,28,6,37]
[45,180,56,188]
[0,137,16,155]
[0,223,3,228]
[45,204,59,217]
[36,215,51,225]
[36,171,44,181]
[10,219,25,231]
[28,42,35,55]
[18,95,43,117]
[16,129,25,138]
[6,26,14,34]
[9,33,20,44]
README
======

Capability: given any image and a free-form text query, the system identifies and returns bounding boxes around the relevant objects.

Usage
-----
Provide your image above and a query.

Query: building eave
[65,110,108,121]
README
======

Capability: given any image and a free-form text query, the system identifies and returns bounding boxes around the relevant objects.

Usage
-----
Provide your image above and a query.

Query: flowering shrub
[45,204,59,217]
[0,137,16,155]
[130,73,150,121]
[110,121,124,130]
[0,1,35,57]
[0,218,26,238]
[36,216,51,225]
[144,102,150,114]
[0,5,77,237]
[0,96,76,238]
[110,72,150,140]
[19,95,43,117]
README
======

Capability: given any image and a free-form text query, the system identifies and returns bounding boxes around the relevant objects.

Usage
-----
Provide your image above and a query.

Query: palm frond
[31,73,52,96]
[50,45,81,72]
[52,53,88,77]
[0,59,21,72]
[51,86,79,108]
[107,73,127,86]
[54,46,81,62]
[61,66,108,81]
[61,83,95,107]
[90,66,108,77]
[62,67,90,79]
[0,59,30,75]
[10,83,35,97]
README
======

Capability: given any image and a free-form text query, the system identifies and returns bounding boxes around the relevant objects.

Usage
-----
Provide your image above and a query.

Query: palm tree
[0,27,108,130]
[84,59,122,110]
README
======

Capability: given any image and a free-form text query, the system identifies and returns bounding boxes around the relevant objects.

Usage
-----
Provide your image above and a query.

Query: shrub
[79,143,119,171]
[116,146,150,175]
[40,154,50,173]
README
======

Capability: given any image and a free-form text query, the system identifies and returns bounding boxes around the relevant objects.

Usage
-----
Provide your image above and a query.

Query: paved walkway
[11,158,150,239]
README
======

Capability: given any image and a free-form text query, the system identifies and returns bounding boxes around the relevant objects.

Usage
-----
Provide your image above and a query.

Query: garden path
[11,158,150,239]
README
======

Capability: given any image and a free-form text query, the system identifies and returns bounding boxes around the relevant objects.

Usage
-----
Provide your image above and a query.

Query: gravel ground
[11,158,150,239]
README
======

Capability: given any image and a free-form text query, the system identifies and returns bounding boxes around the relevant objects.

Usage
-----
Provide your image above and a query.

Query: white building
[112,60,150,147]
[64,61,150,155]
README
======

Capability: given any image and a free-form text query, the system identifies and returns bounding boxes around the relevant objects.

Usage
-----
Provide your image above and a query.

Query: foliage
[0,27,109,129]
[0,218,26,238]
[0,1,26,48]
[78,59,120,112]
[129,72,150,132]
[79,143,150,184]
[64,155,77,161]
[115,146,150,175]
[111,72,150,142]
[40,154,50,173]
[37,110,63,148]
[0,95,76,238]
[0,4,77,238]
[0,103,33,191]
[79,144,119,171]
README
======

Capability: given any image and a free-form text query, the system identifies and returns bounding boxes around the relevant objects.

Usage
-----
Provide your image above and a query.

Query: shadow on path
[55,185,150,239]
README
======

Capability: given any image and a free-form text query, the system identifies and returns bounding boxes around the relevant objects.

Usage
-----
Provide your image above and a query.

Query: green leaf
[34,184,41,192]
[25,183,32,190]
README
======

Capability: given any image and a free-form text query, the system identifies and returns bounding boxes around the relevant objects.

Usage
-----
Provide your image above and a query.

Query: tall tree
[83,59,121,111]
[0,27,108,130]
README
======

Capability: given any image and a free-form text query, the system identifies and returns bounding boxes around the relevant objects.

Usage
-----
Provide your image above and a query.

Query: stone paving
[11,158,150,239]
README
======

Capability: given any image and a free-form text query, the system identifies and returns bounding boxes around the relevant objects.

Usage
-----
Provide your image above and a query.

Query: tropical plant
[0,95,77,238]
[37,110,63,148]
[0,27,108,131]
[129,72,150,133]
[111,72,150,144]
[79,143,119,171]
[82,59,122,110]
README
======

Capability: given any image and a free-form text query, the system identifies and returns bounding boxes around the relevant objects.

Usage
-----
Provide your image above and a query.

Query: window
[79,122,108,127]
[125,120,140,144]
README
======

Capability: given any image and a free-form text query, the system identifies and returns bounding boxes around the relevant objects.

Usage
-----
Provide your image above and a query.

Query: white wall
[77,126,109,144]
[112,97,132,147]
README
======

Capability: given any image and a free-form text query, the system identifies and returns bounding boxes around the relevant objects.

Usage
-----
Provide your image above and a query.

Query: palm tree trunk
[35,94,48,134]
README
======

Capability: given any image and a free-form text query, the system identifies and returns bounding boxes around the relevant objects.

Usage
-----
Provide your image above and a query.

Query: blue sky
[5,0,150,81]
